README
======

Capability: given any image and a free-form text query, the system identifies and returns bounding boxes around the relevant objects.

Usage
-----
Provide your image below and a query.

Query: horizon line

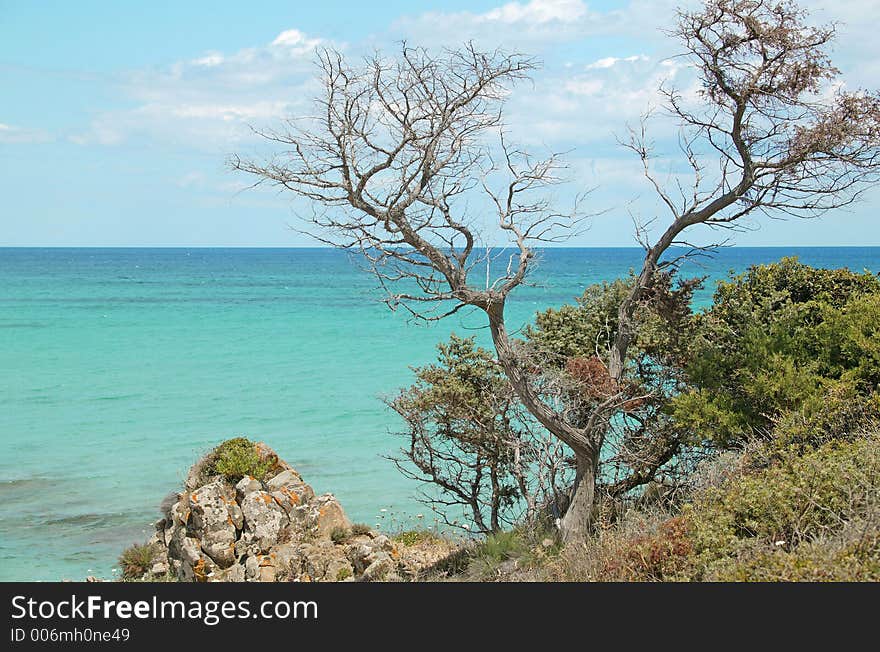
[3,244,880,250]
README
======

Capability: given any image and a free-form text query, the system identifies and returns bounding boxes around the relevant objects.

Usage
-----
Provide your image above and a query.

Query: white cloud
[586,54,649,69]
[192,52,224,67]
[270,28,323,55]
[391,0,678,48]
[506,54,694,148]
[71,27,326,149]
[0,122,52,144]
[484,0,587,24]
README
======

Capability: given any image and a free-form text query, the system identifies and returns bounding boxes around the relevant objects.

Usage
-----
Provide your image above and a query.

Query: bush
[207,437,271,481]
[533,430,880,582]
[329,526,350,544]
[684,433,880,580]
[708,517,880,581]
[389,334,569,534]
[674,258,880,447]
[393,530,438,547]
[118,543,158,580]
[772,384,880,450]
[350,523,373,536]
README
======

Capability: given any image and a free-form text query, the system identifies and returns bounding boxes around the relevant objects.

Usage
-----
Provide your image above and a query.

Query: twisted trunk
[559,454,598,541]
[484,297,599,540]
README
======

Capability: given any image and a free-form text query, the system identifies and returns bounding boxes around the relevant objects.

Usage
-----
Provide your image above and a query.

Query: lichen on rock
[133,438,451,582]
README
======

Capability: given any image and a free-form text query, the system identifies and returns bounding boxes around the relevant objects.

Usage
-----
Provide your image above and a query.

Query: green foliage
[330,526,350,544]
[390,334,566,534]
[208,437,270,481]
[400,334,512,433]
[393,530,438,547]
[772,384,880,449]
[405,260,880,582]
[527,271,700,369]
[476,530,530,563]
[459,524,562,579]
[118,543,158,581]
[350,523,373,536]
[526,271,703,498]
[528,278,633,362]
[672,258,880,447]
[335,567,353,581]
[684,433,880,580]
[534,430,880,582]
[706,521,880,581]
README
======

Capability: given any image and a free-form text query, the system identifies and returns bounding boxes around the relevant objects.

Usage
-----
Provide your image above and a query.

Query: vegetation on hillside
[399,259,880,581]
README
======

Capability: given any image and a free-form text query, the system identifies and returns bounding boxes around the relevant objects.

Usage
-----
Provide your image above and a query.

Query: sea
[2,246,879,581]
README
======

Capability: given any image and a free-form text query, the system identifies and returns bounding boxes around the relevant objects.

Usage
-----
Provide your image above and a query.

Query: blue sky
[2,0,879,246]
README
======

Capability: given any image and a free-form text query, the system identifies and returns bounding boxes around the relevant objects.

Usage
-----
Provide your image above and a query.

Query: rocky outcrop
[137,440,454,582]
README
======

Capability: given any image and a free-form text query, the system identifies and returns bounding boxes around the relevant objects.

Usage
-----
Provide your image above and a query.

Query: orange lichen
[193,558,208,582]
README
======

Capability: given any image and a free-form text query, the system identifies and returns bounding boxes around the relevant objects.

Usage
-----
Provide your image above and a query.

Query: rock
[346,542,375,574]
[244,554,260,581]
[188,480,238,567]
[213,564,245,582]
[149,560,169,576]
[288,541,354,582]
[177,536,213,582]
[310,494,349,536]
[240,491,288,553]
[170,496,190,527]
[228,501,244,530]
[255,442,294,476]
[235,475,262,501]
[362,554,394,582]
[266,470,314,513]
[265,469,303,491]
[124,439,459,583]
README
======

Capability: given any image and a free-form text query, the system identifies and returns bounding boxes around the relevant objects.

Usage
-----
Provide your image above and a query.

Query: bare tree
[230,42,594,531]
[576,0,880,539]
[232,0,880,541]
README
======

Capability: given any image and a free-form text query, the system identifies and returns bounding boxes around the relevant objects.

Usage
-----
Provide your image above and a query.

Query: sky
[2,0,880,247]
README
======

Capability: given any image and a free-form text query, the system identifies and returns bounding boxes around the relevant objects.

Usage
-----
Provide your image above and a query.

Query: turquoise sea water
[2,246,879,581]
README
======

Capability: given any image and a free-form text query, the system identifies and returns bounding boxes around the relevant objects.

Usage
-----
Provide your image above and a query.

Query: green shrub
[336,567,353,581]
[708,518,880,581]
[534,509,689,582]
[350,523,373,536]
[207,437,270,481]
[675,258,880,448]
[476,530,529,563]
[393,530,438,547]
[329,526,350,544]
[534,430,880,582]
[772,384,880,450]
[685,434,880,579]
[118,543,158,580]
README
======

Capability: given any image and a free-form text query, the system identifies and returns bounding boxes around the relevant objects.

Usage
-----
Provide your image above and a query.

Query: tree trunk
[559,452,598,542]
[484,297,602,542]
